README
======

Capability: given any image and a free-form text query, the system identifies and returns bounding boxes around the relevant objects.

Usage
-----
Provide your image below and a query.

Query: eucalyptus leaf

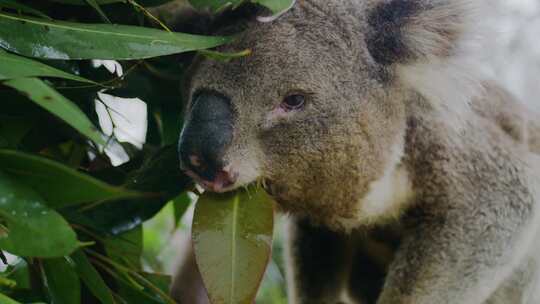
[0,293,22,304]
[0,51,94,83]
[0,12,231,60]
[0,0,51,19]
[253,0,294,14]
[49,0,173,6]
[189,0,294,14]
[188,0,242,13]
[192,186,274,304]
[3,78,105,146]
[0,171,79,258]
[41,257,81,304]
[71,250,114,304]
[84,0,111,23]
[0,150,141,208]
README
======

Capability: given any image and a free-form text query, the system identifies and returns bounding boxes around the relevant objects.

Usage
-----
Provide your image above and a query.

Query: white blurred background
[485,0,540,111]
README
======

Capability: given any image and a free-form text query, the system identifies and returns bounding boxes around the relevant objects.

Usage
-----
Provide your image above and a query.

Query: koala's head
[179,0,479,227]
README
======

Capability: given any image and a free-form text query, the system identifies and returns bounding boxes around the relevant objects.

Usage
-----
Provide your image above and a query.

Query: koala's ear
[366,0,485,118]
[366,0,476,66]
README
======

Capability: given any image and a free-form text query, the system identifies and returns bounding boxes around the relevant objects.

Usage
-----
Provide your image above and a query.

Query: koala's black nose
[178,91,234,182]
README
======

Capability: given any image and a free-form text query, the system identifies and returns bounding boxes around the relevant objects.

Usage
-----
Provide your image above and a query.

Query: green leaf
[104,227,143,269]
[117,271,173,304]
[0,150,141,208]
[188,0,242,12]
[0,293,22,304]
[71,250,114,304]
[199,49,251,62]
[173,192,191,227]
[0,51,94,83]
[49,0,173,6]
[41,257,81,304]
[4,259,31,290]
[84,0,112,23]
[0,12,231,60]
[0,0,51,19]
[253,0,294,14]
[3,78,105,146]
[189,0,294,14]
[48,0,123,4]
[192,186,274,304]
[0,171,79,258]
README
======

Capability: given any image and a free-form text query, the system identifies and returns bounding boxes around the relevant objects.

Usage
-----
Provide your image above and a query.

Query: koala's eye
[281,94,306,111]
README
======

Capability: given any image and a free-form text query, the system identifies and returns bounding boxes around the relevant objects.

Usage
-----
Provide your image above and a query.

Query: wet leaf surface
[0,150,141,208]
[0,12,231,60]
[0,171,79,258]
[192,186,274,304]
[3,78,105,146]
[0,50,94,82]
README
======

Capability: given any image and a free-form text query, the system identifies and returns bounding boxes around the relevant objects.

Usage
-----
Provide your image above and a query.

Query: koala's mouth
[184,168,239,193]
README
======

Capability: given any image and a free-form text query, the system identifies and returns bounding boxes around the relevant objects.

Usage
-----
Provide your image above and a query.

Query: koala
[174,0,540,303]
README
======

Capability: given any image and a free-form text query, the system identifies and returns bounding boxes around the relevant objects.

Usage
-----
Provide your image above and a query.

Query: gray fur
[176,0,540,303]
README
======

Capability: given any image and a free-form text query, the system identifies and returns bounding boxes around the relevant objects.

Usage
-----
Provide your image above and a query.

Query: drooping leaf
[41,257,81,304]
[71,250,114,304]
[0,171,79,258]
[0,150,141,208]
[0,0,51,19]
[0,51,94,83]
[192,186,274,304]
[3,78,105,146]
[0,12,231,60]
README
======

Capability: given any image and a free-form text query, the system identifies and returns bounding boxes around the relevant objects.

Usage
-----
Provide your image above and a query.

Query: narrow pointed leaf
[188,0,242,12]
[41,257,81,304]
[0,51,94,83]
[0,12,231,60]
[3,78,105,146]
[0,171,79,257]
[84,0,112,23]
[0,0,51,19]
[71,250,115,304]
[0,293,22,304]
[0,150,141,208]
[49,0,173,6]
[192,186,274,304]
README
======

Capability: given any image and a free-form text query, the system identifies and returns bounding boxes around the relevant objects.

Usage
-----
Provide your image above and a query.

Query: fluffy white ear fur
[393,0,489,120]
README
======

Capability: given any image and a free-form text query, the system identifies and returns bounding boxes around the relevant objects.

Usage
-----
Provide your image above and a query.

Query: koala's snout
[178,91,237,192]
